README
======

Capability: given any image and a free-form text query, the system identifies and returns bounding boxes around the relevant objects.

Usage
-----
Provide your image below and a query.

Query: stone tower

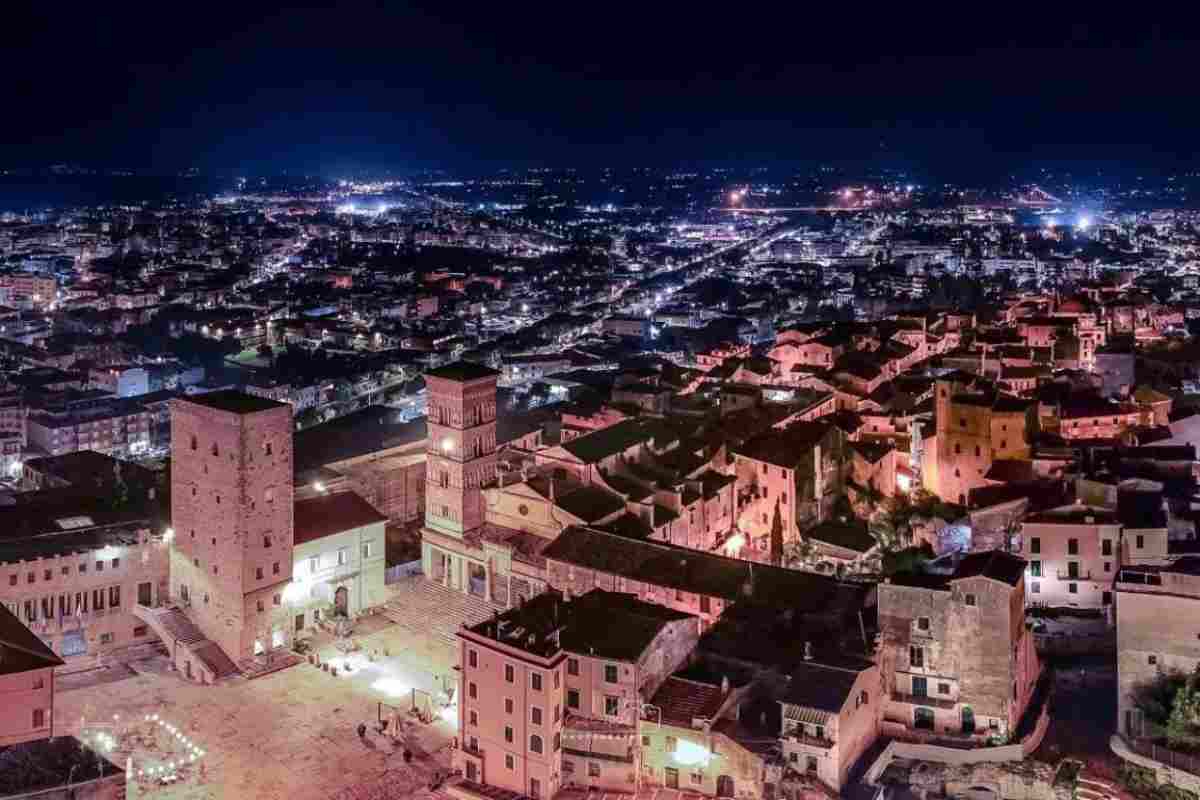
[423,362,499,537]
[170,391,294,663]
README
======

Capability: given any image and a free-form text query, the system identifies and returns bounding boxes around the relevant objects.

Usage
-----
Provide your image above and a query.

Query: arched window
[529,734,543,754]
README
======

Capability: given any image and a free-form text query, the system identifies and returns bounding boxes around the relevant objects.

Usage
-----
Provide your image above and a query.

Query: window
[256,567,264,580]
[468,649,477,668]
[61,566,70,576]
[273,594,280,606]
[257,600,265,613]
[337,548,348,566]
[505,754,514,771]
[1136,535,1145,549]
[108,586,121,608]
[531,707,542,725]
[954,443,961,455]
[909,646,924,668]
[211,443,219,456]
[530,778,541,799]
[32,709,45,729]
[553,670,560,689]
[917,617,930,631]
[263,535,272,548]
[531,672,542,691]
[605,695,620,716]
[530,734,543,754]
[1068,538,1079,555]
[43,569,51,581]
[26,572,33,584]
[1149,655,1158,665]
[265,442,272,456]
[7,575,14,586]
[665,735,678,751]
[309,556,318,575]
[554,704,561,723]
[505,698,514,714]
[691,772,704,785]
[974,445,981,457]
[96,561,104,572]
[965,594,976,606]
[604,664,619,683]
[1030,537,1041,554]
[1030,560,1042,577]
[190,435,197,450]
[469,710,478,727]
[99,633,113,645]
[468,682,477,699]
[504,726,514,744]
[505,664,515,683]
[273,562,280,575]
[567,657,579,675]
[567,689,580,709]
[912,676,928,697]
[362,541,374,559]
[1103,539,1113,556]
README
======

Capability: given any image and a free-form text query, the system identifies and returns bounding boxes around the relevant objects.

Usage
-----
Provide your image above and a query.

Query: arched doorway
[716,775,735,798]
[334,586,349,617]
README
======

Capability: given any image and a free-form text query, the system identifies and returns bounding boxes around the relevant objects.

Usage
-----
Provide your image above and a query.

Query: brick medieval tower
[169,391,294,664]
[421,362,499,595]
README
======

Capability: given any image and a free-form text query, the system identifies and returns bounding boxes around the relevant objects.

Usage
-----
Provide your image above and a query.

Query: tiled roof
[293,491,388,545]
[651,676,728,727]
[0,604,63,675]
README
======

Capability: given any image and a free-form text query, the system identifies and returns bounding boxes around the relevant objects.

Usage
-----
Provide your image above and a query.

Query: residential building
[878,551,1041,744]
[1020,505,1121,610]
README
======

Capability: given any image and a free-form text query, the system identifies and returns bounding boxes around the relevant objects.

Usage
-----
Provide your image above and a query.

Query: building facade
[169,391,295,663]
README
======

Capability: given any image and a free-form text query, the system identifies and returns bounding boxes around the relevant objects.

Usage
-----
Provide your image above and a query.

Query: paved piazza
[54,614,462,800]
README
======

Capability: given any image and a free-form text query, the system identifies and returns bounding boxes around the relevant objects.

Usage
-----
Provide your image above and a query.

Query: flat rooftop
[179,390,289,414]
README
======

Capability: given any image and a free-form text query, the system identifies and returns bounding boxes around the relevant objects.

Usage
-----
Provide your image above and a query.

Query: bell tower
[424,362,499,536]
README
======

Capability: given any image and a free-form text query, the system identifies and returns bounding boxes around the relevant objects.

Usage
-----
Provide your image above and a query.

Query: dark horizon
[6,3,1200,177]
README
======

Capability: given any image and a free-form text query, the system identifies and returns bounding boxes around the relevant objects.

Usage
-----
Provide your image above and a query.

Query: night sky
[5,3,1199,175]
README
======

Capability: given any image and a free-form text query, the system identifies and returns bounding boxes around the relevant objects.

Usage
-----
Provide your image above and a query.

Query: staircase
[132,604,241,682]
[383,577,504,655]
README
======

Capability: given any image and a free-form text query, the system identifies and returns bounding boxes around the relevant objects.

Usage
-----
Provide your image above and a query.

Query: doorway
[665,768,679,789]
[334,586,349,617]
[717,775,735,798]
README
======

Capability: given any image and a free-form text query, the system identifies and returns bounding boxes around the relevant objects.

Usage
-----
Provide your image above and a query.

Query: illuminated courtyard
[53,616,460,800]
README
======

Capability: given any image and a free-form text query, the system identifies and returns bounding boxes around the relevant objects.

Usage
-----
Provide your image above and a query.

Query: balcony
[1057,569,1093,581]
[787,731,835,750]
[890,691,957,710]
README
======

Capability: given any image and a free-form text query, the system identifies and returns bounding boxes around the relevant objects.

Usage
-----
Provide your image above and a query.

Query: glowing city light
[1077,215,1092,231]
[672,739,712,766]
[371,678,409,697]
[722,533,746,556]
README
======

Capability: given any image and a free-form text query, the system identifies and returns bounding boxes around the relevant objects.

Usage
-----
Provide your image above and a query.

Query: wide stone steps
[132,604,241,681]
[383,577,503,651]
